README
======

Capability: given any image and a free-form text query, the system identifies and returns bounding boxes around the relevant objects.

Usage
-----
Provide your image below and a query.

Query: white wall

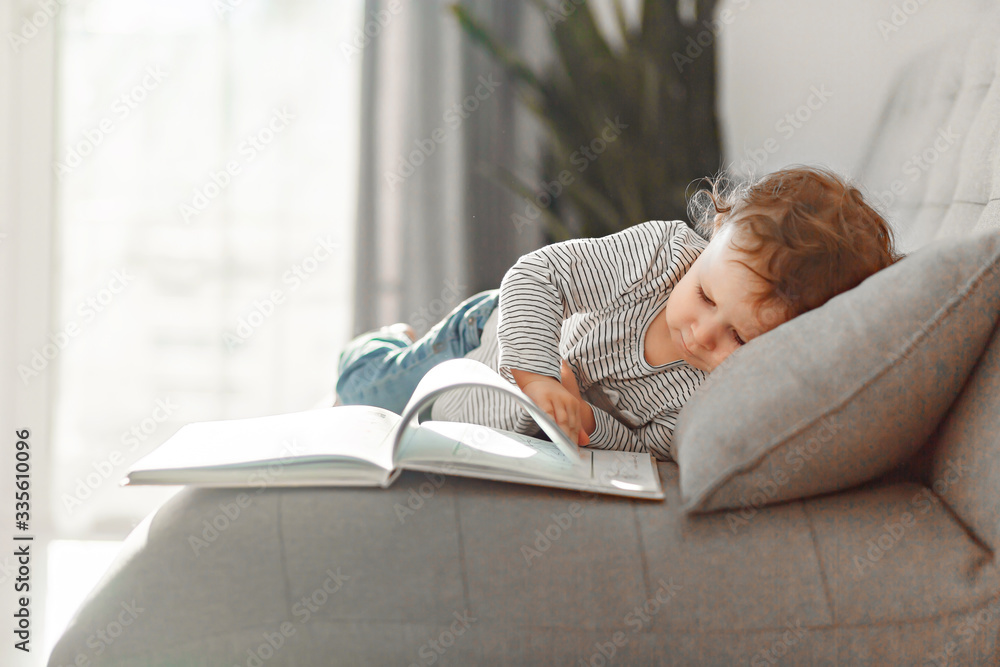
[591,0,990,180]
[716,0,992,179]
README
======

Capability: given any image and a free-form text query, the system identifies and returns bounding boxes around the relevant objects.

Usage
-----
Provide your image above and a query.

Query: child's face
[664,225,788,372]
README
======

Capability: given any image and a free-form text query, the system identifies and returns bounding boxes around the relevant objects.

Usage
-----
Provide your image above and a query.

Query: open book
[123,358,664,500]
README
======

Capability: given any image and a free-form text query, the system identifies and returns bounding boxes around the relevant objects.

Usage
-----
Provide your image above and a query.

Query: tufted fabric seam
[453,491,472,615]
[631,501,653,603]
[276,492,296,620]
[801,501,837,626]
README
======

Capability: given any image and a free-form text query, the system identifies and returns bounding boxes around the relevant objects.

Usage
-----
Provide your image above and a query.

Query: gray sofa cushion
[927,310,1000,553]
[675,230,1000,513]
[46,466,1000,666]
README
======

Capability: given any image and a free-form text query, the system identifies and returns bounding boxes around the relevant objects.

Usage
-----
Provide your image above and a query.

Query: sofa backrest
[860,9,1000,551]
[861,10,1000,252]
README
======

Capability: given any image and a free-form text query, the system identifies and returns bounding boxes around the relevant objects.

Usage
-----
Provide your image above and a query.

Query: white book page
[398,421,580,475]
[394,358,585,466]
[399,422,663,498]
[588,450,662,495]
[127,405,401,478]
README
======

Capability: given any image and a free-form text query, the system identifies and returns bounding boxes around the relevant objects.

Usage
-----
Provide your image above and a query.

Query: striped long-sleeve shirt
[430,219,709,461]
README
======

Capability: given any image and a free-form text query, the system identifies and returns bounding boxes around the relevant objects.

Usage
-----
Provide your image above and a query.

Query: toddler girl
[335,166,899,461]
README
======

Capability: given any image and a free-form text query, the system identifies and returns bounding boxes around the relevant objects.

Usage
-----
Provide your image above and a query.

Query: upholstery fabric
[926,316,1000,553]
[674,230,1000,513]
[46,468,1000,666]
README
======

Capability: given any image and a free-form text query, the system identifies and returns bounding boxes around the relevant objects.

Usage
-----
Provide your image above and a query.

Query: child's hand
[511,369,589,446]
[559,359,582,399]
[560,360,594,445]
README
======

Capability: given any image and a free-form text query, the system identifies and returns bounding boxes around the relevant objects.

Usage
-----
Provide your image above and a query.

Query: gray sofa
[49,14,1000,667]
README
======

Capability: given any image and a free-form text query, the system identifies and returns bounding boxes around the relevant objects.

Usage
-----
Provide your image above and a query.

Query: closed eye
[699,284,746,346]
[696,284,713,305]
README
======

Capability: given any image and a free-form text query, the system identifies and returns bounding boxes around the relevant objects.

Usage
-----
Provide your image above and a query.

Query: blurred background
[0,0,989,663]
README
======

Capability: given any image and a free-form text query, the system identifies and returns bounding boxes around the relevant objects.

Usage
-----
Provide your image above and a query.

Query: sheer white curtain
[49,0,363,538]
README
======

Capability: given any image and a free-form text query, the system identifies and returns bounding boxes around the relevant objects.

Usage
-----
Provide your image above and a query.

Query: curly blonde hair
[687,165,902,320]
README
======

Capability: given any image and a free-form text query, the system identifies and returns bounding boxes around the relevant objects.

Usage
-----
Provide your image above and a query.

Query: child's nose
[692,320,717,351]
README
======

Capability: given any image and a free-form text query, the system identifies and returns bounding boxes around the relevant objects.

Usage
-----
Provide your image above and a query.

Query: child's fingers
[552,401,577,444]
[562,397,581,439]
[553,402,573,440]
[544,400,562,431]
[537,388,583,445]
[575,400,589,447]
[552,401,565,426]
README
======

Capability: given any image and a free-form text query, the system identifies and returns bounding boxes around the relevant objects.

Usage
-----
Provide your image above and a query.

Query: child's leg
[335,289,500,414]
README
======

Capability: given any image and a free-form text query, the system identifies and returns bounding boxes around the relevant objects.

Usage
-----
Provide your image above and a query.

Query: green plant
[451,0,721,240]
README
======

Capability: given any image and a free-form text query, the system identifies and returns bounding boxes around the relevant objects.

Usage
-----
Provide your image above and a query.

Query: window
[51,0,362,537]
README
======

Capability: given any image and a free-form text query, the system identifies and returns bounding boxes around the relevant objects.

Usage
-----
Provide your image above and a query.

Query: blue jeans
[335,289,501,415]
